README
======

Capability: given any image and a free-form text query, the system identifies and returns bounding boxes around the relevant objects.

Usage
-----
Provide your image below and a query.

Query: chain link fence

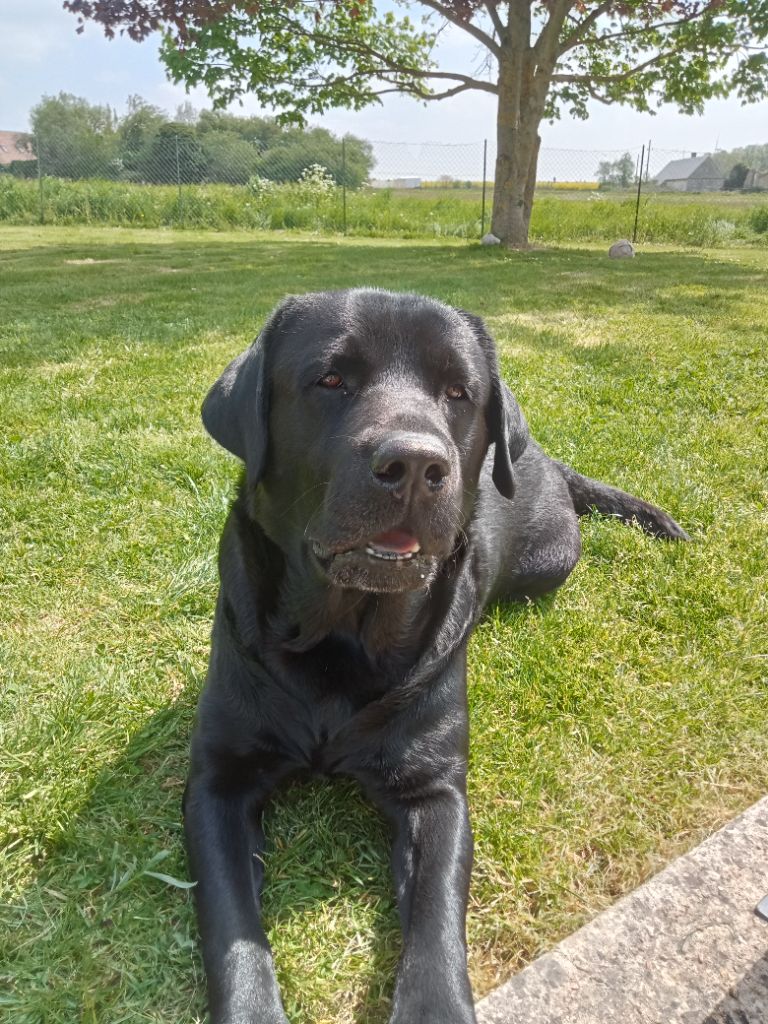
[1,130,766,243]
[369,139,692,186]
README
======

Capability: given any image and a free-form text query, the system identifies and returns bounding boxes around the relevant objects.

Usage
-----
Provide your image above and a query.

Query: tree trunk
[490,0,561,250]
[490,55,546,248]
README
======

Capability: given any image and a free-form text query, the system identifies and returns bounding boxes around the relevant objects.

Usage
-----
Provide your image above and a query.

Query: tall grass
[1,174,767,245]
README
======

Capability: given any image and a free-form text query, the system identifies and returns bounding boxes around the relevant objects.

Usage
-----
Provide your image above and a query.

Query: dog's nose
[370,433,450,496]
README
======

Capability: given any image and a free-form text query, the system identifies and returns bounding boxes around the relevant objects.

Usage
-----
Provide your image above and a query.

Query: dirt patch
[69,296,121,311]
[64,258,121,266]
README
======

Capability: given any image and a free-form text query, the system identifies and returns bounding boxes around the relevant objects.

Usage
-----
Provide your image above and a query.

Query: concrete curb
[476,797,768,1024]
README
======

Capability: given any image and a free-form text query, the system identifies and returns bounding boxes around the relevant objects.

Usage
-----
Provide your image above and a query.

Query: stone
[481,233,501,246]
[476,797,768,1023]
[609,239,635,259]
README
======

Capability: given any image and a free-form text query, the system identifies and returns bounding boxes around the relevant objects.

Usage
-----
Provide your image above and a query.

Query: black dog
[185,289,687,1024]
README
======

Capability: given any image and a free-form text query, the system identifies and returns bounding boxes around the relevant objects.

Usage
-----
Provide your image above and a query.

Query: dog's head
[202,289,527,594]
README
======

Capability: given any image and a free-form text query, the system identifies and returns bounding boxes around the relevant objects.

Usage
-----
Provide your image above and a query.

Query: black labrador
[185,289,688,1024]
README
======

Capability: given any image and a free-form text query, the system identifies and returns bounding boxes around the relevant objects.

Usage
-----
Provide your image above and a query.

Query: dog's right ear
[457,310,528,500]
[201,299,295,484]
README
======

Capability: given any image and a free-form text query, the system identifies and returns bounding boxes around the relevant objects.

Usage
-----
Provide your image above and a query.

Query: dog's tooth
[364,544,418,562]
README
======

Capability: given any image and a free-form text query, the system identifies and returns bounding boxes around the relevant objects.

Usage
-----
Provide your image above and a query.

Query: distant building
[0,131,34,167]
[370,177,421,190]
[653,153,724,192]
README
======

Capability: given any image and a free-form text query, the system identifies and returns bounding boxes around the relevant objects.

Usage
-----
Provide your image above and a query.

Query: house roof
[0,131,34,166]
[655,155,718,182]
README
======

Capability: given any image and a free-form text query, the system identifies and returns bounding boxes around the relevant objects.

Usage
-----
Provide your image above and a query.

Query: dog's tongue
[368,529,421,555]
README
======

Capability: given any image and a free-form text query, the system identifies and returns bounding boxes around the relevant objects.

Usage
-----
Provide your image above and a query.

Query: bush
[748,207,768,234]
[4,160,39,179]
[723,163,749,191]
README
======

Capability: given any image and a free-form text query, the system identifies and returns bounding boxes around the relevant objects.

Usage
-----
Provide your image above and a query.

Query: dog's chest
[265,635,407,772]
[289,627,404,694]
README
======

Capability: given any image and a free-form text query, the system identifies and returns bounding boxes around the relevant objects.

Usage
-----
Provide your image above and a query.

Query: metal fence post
[480,139,488,238]
[341,137,347,236]
[632,143,645,244]
[174,132,183,225]
[36,135,45,225]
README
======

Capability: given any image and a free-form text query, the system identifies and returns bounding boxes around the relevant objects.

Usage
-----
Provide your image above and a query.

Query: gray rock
[481,233,501,246]
[476,797,768,1023]
[609,239,635,259]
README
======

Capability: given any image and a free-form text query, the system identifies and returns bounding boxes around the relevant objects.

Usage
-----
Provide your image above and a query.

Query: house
[0,130,35,167]
[653,153,724,192]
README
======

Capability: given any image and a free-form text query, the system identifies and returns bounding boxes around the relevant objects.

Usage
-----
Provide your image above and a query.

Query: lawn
[1,226,766,1024]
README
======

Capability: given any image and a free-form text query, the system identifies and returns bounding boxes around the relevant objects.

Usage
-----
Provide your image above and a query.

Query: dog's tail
[555,461,690,541]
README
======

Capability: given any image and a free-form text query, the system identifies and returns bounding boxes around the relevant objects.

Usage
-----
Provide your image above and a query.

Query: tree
[722,161,749,190]
[252,126,374,187]
[596,151,635,189]
[713,142,768,177]
[197,110,284,150]
[143,123,208,183]
[64,1,768,246]
[31,92,119,179]
[200,130,263,184]
[175,100,200,125]
[118,95,167,180]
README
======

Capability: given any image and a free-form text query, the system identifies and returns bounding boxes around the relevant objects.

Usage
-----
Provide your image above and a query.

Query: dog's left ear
[458,311,528,500]
[201,299,296,484]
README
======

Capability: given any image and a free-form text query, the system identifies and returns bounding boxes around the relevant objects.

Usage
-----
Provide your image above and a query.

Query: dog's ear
[201,299,295,484]
[457,310,528,500]
[487,376,528,499]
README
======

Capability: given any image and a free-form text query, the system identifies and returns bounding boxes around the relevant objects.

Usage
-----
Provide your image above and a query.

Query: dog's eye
[318,372,344,389]
[446,385,468,400]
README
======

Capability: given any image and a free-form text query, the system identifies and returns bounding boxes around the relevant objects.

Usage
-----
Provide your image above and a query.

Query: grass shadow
[1,232,765,333]
[0,679,404,1024]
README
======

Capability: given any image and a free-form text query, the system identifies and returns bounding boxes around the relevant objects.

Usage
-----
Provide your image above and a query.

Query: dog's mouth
[364,528,421,561]
[310,529,437,592]
[313,528,424,562]
[312,528,422,564]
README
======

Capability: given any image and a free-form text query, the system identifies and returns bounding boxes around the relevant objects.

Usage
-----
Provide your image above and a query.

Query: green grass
[1,225,767,1023]
[2,175,768,245]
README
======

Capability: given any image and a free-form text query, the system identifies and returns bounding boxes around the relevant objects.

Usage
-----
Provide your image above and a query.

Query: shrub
[748,206,768,234]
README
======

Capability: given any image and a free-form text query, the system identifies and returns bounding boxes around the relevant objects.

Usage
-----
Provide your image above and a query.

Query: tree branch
[533,0,575,66]
[552,51,679,85]
[483,1,506,42]
[558,2,613,56]
[376,79,480,101]
[182,43,497,97]
[567,2,723,51]
[419,0,503,58]
[273,13,497,94]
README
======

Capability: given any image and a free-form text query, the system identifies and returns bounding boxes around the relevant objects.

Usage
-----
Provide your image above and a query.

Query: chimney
[691,152,697,158]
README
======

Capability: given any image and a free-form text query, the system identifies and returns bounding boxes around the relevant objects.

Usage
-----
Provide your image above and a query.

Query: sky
[3,0,767,168]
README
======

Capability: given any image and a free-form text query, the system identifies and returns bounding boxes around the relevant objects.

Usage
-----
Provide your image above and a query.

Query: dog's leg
[374,784,477,1024]
[184,772,288,1024]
